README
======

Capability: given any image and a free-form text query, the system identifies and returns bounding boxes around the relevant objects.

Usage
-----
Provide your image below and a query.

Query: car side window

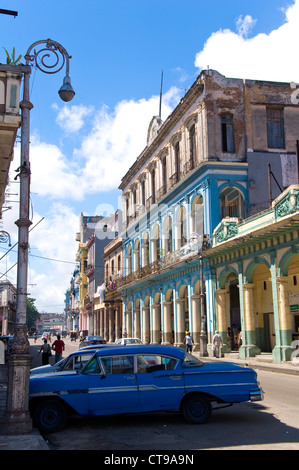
[63,358,74,371]
[101,355,134,374]
[137,355,178,373]
[82,356,101,374]
[74,354,93,371]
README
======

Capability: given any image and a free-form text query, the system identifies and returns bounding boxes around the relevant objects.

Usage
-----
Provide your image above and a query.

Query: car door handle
[124,375,136,380]
[154,374,181,380]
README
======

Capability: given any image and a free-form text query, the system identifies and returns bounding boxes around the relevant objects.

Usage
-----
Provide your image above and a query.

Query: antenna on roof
[159,70,163,118]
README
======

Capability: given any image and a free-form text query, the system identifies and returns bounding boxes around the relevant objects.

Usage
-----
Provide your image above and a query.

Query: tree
[26,298,40,331]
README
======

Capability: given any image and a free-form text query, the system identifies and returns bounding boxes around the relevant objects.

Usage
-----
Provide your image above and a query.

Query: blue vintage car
[29,345,263,433]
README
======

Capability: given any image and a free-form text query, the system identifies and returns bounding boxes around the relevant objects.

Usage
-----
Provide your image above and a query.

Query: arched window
[176,206,187,249]
[142,233,150,266]
[220,187,244,219]
[191,195,204,236]
[163,216,173,253]
[126,245,132,275]
[151,225,160,261]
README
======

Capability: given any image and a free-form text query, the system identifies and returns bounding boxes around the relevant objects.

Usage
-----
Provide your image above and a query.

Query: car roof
[94,344,185,358]
[69,348,100,355]
[80,344,126,350]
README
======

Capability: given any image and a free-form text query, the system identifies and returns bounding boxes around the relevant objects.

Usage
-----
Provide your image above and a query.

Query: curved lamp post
[4,39,75,435]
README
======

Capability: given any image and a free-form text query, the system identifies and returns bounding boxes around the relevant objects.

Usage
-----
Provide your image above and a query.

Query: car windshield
[182,352,204,368]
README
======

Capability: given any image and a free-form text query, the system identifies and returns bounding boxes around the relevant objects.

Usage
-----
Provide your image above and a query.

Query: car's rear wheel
[33,399,67,434]
[182,395,212,424]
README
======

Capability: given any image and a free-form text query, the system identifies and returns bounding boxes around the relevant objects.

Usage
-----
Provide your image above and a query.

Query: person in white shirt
[184,332,193,353]
[213,331,223,358]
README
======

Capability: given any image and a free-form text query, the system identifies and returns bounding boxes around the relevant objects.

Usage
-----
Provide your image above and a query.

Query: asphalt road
[29,337,299,451]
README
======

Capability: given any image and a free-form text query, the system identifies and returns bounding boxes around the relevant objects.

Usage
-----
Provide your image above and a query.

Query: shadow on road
[43,402,299,450]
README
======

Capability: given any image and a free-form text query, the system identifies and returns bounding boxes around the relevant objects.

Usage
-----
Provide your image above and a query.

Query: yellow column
[277,276,293,356]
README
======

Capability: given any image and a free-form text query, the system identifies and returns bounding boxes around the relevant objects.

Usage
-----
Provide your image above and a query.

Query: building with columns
[210,185,299,363]
[113,69,299,362]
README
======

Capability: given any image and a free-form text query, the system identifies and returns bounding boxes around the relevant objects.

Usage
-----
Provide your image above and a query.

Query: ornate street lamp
[190,232,209,357]
[0,230,11,246]
[4,39,75,435]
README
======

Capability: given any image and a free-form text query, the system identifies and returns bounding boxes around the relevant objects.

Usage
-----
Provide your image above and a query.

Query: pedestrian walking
[184,331,193,353]
[52,334,65,363]
[212,331,223,358]
[38,339,52,365]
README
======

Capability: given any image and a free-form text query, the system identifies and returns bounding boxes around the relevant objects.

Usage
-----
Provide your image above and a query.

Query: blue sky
[0,0,298,313]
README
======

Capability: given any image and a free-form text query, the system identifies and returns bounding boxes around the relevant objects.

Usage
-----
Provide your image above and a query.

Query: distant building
[76,212,118,335]
[0,281,16,335]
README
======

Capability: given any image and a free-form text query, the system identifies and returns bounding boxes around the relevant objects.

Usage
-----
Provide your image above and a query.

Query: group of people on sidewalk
[38,335,65,365]
[183,328,242,358]
[183,330,223,357]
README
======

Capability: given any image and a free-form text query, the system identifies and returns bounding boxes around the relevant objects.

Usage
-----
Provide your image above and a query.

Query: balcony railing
[106,241,200,291]
[84,263,95,277]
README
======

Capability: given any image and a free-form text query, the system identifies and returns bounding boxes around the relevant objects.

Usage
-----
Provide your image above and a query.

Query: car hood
[199,361,256,375]
[30,365,56,375]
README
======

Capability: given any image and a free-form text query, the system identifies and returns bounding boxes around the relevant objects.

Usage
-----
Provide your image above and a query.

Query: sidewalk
[195,351,299,375]
[1,348,298,450]
[0,428,49,450]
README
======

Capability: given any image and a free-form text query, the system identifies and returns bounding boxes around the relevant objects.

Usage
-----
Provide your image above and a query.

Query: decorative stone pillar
[176,298,185,347]
[152,303,161,344]
[162,301,172,344]
[142,306,150,344]
[108,305,115,343]
[126,308,132,338]
[134,307,141,339]
[191,294,201,351]
[215,289,230,354]
[274,276,294,361]
[114,304,121,341]
[240,284,261,358]
[100,308,104,338]
[104,306,109,342]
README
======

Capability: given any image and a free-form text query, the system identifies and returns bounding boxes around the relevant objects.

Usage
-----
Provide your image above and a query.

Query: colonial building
[113,69,299,362]
[210,185,299,363]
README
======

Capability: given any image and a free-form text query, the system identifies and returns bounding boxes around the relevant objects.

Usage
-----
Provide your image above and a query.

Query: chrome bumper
[250,388,264,402]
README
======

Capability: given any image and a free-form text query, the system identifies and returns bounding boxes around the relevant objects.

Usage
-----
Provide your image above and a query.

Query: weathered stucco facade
[91,69,299,362]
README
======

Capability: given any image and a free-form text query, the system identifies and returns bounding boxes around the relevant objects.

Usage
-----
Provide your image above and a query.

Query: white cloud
[53,103,94,133]
[74,87,181,194]
[236,15,257,37]
[194,0,299,82]
[27,204,79,311]
[29,137,82,200]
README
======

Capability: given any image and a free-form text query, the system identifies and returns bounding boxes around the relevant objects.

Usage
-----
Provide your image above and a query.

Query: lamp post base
[199,334,209,357]
[2,326,32,435]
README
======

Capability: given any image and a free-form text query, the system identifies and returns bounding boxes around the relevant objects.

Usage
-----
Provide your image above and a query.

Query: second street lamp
[4,39,75,435]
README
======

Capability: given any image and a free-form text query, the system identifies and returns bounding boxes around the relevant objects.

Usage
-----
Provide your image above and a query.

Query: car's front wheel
[33,399,67,434]
[182,395,212,424]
